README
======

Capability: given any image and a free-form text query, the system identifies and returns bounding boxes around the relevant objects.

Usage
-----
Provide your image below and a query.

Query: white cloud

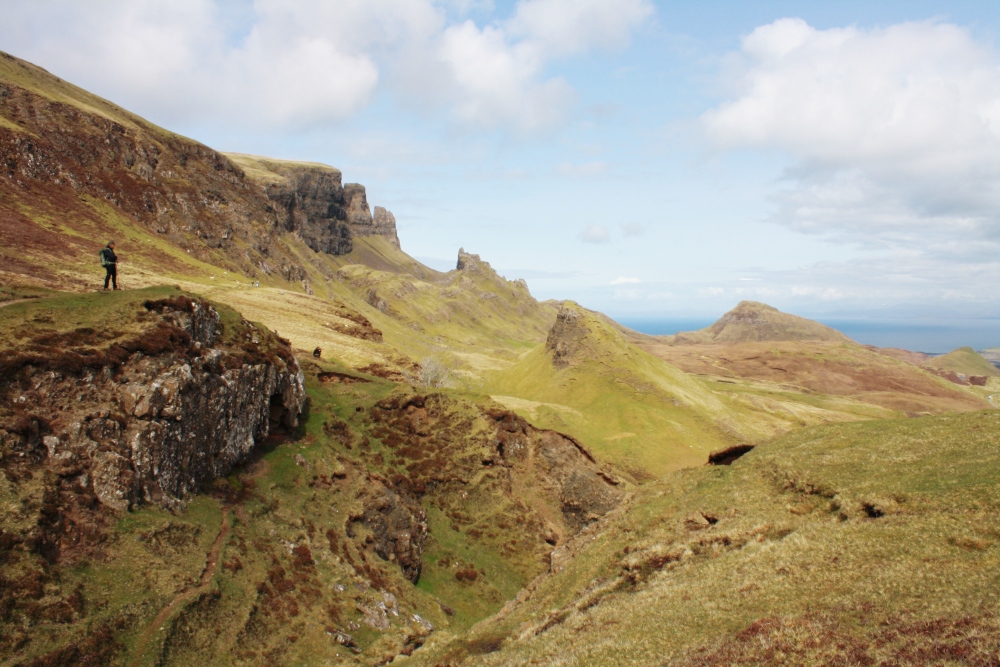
[438,20,574,131]
[508,0,654,57]
[621,223,643,237]
[702,19,1000,254]
[580,223,611,244]
[0,0,652,133]
[610,276,641,285]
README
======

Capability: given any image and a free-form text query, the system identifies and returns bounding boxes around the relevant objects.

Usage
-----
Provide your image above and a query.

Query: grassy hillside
[0,286,624,666]
[0,51,177,139]
[635,338,991,415]
[484,304,737,478]
[483,304,990,479]
[661,301,853,344]
[411,408,1000,666]
[925,346,1000,377]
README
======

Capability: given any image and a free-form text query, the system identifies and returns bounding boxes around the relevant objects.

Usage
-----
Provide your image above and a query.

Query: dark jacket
[100,247,118,266]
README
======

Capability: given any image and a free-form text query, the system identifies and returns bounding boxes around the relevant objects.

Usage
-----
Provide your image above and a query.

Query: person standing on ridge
[100,241,119,290]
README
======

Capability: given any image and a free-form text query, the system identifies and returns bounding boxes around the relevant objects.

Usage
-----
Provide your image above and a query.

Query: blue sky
[2,0,1000,336]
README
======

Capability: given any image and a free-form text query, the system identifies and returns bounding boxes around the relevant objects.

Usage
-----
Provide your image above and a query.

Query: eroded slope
[412,409,1000,666]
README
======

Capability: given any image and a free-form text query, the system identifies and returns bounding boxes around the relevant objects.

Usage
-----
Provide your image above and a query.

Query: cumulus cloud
[580,223,611,244]
[610,276,641,285]
[0,0,653,133]
[438,20,574,131]
[703,19,1000,253]
[508,0,654,57]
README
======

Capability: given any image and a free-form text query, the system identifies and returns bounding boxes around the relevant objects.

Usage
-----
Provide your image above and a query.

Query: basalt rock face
[263,166,354,256]
[372,206,401,248]
[242,159,401,256]
[0,298,305,515]
[344,184,400,247]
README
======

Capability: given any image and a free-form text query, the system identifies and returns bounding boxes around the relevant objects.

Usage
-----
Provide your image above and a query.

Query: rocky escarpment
[488,409,624,532]
[0,295,305,516]
[227,154,401,256]
[0,52,316,285]
[0,52,399,289]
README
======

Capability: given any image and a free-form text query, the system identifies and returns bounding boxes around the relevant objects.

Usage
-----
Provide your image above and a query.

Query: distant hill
[925,346,1000,377]
[668,301,853,344]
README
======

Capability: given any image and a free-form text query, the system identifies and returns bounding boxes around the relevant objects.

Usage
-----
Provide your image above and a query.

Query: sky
[2,0,1000,344]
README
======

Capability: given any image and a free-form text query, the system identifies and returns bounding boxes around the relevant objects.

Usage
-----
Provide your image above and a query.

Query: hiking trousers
[104,264,118,289]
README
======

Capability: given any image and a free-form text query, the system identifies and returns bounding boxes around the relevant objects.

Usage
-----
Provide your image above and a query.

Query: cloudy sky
[3,0,1000,333]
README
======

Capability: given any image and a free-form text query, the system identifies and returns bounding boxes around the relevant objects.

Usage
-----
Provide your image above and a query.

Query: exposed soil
[318,371,371,385]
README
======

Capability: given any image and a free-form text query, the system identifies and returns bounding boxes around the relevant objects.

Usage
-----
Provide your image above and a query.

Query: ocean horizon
[614,317,1000,355]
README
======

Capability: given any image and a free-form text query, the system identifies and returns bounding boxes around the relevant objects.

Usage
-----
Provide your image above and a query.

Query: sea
[615,317,1000,356]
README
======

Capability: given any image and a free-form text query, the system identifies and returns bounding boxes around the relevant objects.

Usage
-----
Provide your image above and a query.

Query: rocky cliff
[0,51,399,290]
[0,291,305,517]
[226,153,401,255]
[0,52,320,286]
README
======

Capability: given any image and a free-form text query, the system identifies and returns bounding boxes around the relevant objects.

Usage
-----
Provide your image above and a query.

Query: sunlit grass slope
[925,346,1000,377]
[0,50,177,138]
[411,408,1000,666]
[482,304,922,480]
[484,303,743,478]
[177,239,557,383]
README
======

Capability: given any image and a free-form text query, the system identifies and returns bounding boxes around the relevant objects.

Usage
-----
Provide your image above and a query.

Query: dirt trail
[0,298,39,309]
[128,511,231,667]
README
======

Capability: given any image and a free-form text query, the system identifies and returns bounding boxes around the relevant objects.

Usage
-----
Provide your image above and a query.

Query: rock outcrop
[488,410,624,532]
[356,480,428,582]
[546,306,591,368]
[264,165,354,255]
[227,155,402,255]
[0,295,305,513]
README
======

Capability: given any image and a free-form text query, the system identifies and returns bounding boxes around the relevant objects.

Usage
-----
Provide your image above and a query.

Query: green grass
[408,409,1000,666]
[926,346,1000,377]
[483,305,752,478]
[0,285,181,352]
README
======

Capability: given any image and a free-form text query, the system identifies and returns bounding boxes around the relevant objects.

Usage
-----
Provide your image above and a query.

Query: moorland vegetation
[1,50,998,666]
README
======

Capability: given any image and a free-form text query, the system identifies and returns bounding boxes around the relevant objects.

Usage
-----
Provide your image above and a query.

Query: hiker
[313,347,322,359]
[100,241,119,290]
